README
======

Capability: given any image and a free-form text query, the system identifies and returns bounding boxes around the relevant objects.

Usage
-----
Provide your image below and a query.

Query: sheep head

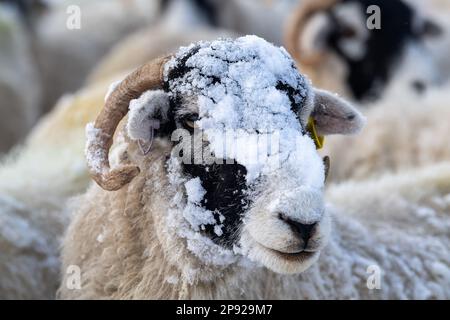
[284,0,443,101]
[86,36,365,275]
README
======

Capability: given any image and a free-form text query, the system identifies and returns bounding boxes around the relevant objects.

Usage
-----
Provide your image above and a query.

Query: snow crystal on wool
[214,225,224,237]
[85,123,106,175]
[96,233,104,243]
[184,177,206,204]
[165,275,179,285]
[127,90,169,141]
[183,177,216,231]
[104,79,122,102]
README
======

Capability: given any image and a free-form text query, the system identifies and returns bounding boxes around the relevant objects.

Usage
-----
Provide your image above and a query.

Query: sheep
[160,0,297,44]
[0,167,68,299]
[0,0,162,152]
[284,0,446,102]
[418,2,450,85]
[32,0,162,112]
[0,23,237,299]
[283,0,450,183]
[0,84,103,299]
[57,36,449,299]
[0,3,41,152]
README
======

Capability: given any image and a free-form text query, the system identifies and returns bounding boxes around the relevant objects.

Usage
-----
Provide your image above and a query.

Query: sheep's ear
[310,89,365,136]
[127,90,170,154]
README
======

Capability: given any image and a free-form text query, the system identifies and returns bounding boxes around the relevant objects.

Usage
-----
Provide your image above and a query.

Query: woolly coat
[58,130,450,299]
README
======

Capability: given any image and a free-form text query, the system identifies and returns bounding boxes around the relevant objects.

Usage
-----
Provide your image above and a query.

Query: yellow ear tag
[306,117,325,149]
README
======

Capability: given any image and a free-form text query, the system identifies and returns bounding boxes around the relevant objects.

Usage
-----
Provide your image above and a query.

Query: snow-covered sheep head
[285,0,443,101]
[86,36,364,275]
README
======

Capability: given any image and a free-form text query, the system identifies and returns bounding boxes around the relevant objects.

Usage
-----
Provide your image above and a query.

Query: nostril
[279,214,317,245]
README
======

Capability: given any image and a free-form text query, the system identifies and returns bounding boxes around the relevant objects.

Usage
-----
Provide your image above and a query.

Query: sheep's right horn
[86,56,171,191]
[284,0,338,66]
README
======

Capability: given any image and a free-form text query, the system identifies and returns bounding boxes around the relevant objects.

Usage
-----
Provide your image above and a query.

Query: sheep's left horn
[86,55,171,191]
[284,0,338,66]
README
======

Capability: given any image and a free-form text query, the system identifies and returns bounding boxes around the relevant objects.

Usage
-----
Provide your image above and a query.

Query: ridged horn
[86,55,171,191]
[284,0,338,66]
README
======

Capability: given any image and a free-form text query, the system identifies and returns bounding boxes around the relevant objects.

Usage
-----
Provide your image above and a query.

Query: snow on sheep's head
[86,36,365,275]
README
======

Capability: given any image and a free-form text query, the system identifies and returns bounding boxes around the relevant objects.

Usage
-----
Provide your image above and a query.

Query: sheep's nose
[279,214,317,246]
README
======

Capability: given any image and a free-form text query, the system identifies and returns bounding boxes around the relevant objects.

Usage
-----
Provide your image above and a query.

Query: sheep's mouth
[266,247,318,262]
[241,231,321,274]
[253,239,319,263]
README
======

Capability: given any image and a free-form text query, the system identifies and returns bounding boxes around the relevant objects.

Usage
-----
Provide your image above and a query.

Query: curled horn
[284,0,338,66]
[86,56,171,191]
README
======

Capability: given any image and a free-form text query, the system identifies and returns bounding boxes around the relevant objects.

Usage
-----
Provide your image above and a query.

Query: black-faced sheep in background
[58,37,449,299]
[281,0,450,182]
[284,0,445,101]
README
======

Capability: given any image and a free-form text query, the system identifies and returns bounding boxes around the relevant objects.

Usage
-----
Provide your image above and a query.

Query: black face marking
[182,162,249,248]
[276,80,308,133]
[154,103,176,138]
[276,81,303,112]
[327,0,416,101]
[165,46,201,88]
[165,83,250,248]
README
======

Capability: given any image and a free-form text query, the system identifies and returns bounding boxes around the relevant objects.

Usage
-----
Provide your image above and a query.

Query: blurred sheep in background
[33,0,161,113]
[284,0,446,102]
[0,2,41,152]
[160,0,297,44]
[281,0,450,183]
[0,0,162,153]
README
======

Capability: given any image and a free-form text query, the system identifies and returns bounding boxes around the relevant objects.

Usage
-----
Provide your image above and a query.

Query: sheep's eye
[182,114,199,129]
[340,26,357,39]
[323,156,330,182]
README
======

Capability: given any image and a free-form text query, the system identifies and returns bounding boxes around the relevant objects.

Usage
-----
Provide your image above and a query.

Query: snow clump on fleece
[85,123,106,175]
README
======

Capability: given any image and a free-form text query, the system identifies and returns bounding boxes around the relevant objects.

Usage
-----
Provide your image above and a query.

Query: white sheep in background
[160,0,298,44]
[33,0,161,112]
[419,6,450,85]
[0,0,162,152]
[323,83,450,182]
[0,4,41,152]
[284,0,447,102]
[58,37,449,299]
[0,22,236,299]
[0,89,98,299]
